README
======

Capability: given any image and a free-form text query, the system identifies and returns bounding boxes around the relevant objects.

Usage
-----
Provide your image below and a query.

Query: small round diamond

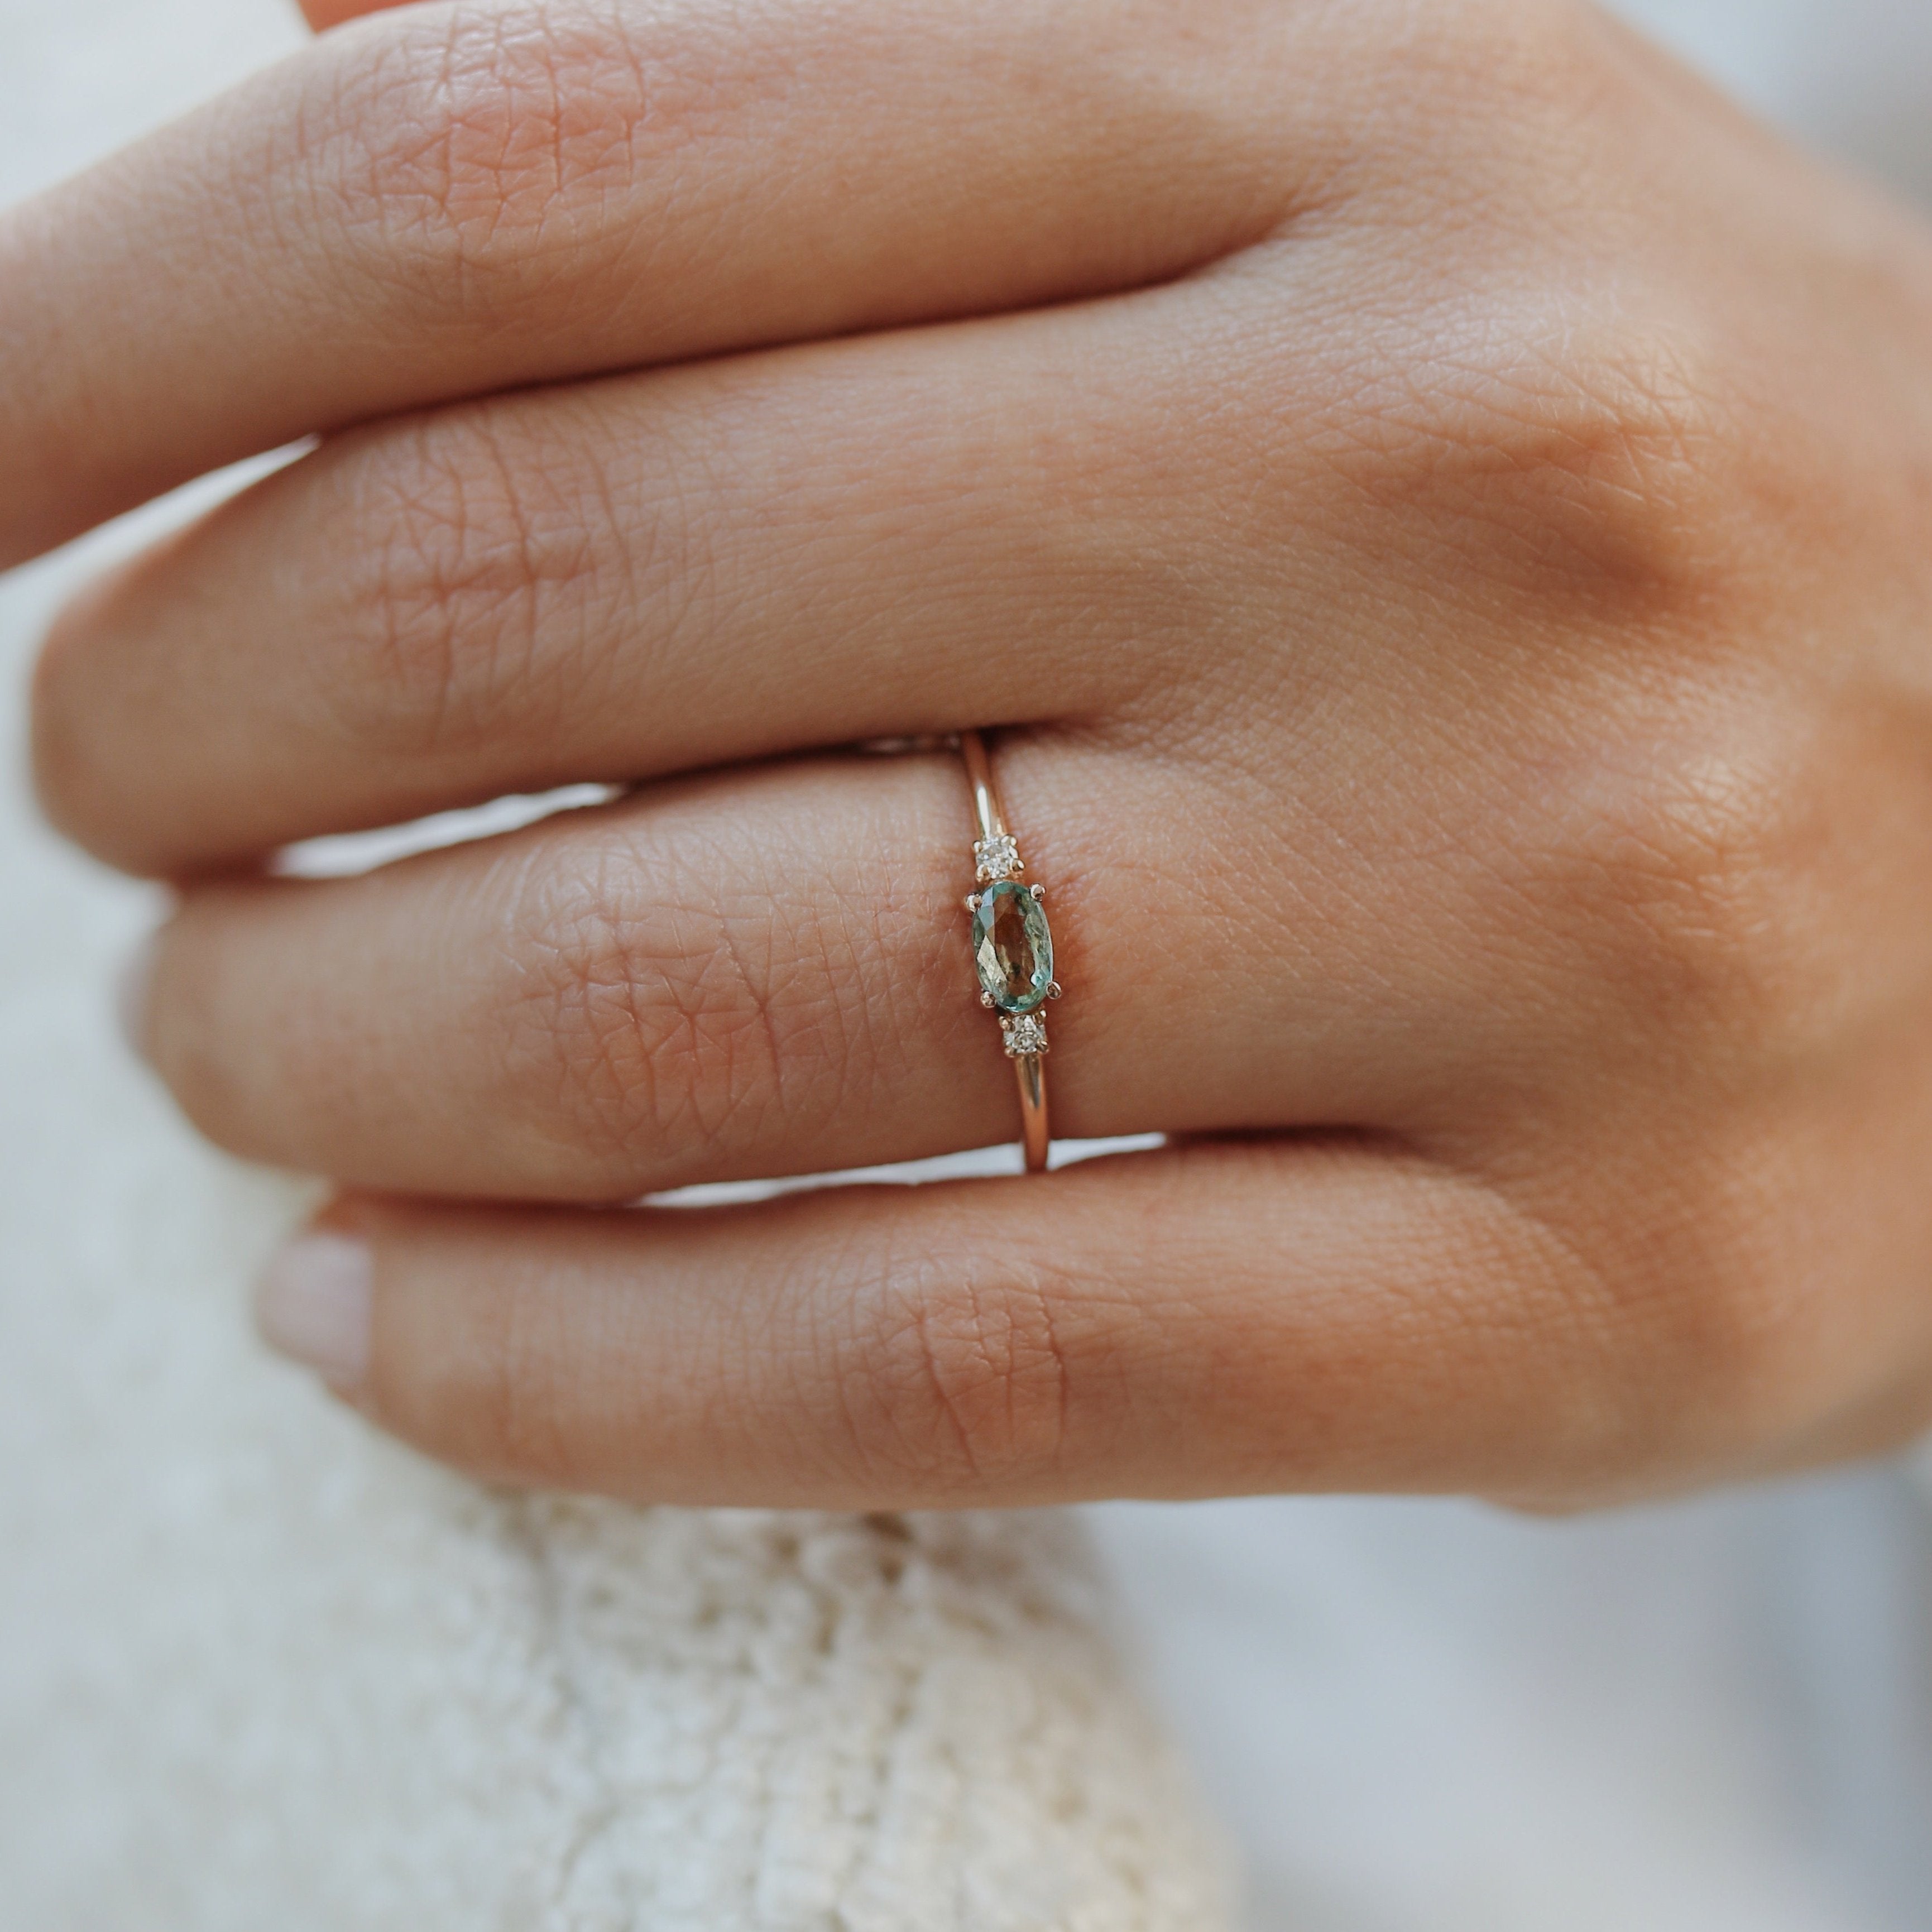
[974,832,1021,883]
[1001,1013,1049,1057]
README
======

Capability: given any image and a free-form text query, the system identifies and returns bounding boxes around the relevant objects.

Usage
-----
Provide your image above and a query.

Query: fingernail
[255,1233,372,1393]
[116,932,156,1060]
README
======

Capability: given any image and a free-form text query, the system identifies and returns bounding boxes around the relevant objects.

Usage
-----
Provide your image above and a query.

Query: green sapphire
[972,880,1053,1015]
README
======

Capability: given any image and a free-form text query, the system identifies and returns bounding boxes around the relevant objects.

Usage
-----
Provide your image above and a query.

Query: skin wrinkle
[710,881,819,1144]
[500,818,909,1188]
[826,836,897,1129]
[836,1239,1078,1498]
[459,403,627,722]
[784,1211,890,1490]
[871,1288,989,1492]
[495,843,687,1179]
[704,851,867,1148]
[917,1263,1070,1492]
[337,4,669,319]
[569,874,744,1166]
[356,419,546,762]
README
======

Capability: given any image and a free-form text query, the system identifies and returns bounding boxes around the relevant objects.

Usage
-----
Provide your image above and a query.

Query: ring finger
[132,744,1214,1198]
[131,721,1555,1200]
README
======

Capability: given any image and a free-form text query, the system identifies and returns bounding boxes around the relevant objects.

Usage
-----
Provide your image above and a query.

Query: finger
[0,0,1311,564]
[35,291,1225,875]
[253,1140,1687,1509]
[301,0,411,30]
[130,702,1665,1204]
[132,721,1641,1201]
[135,747,1284,1201]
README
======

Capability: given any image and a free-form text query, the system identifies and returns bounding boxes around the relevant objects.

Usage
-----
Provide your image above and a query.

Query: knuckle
[491,839,856,1189]
[1524,330,1730,599]
[1550,695,1866,1073]
[1329,309,1737,612]
[327,415,586,761]
[1517,325,1737,601]
[315,1,728,322]
[840,1252,1076,1497]
[1291,16,1747,612]
[332,6,644,310]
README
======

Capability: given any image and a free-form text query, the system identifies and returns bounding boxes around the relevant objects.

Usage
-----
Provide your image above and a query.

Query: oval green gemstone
[972,880,1053,1015]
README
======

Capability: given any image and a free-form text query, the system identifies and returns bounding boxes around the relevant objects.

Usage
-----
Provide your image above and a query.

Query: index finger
[0,0,1313,565]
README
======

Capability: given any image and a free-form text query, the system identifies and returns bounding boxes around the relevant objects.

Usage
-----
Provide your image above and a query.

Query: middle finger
[36,287,1281,877]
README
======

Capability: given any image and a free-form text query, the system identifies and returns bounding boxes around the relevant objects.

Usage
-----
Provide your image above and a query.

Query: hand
[16,0,1932,1511]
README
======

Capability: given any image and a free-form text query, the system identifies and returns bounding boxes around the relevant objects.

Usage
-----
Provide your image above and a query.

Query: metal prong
[980,990,995,1009]
[1029,883,1046,901]
[964,893,980,913]
[1048,981,1063,999]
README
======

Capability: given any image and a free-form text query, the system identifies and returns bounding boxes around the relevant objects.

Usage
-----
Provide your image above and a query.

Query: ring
[960,729,1061,1172]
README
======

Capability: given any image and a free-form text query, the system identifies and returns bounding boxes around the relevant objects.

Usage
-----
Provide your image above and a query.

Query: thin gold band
[961,729,1053,1173]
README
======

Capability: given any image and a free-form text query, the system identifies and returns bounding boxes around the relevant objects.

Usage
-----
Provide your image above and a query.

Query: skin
[12,0,1932,1511]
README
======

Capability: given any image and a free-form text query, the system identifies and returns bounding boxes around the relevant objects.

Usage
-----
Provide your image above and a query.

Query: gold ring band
[960,730,1060,1172]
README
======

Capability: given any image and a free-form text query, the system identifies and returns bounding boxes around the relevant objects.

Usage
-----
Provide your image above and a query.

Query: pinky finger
[252,1140,1662,1510]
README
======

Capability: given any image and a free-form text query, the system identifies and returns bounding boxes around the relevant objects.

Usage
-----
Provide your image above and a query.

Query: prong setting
[1000,1012,1049,1058]
[973,832,1023,884]
[959,732,1053,1171]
